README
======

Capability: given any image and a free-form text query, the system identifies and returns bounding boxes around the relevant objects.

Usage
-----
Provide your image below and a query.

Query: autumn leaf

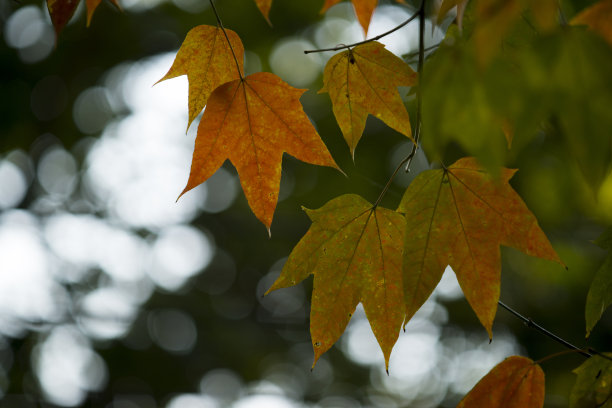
[179,72,341,231]
[266,194,405,369]
[47,0,119,35]
[585,228,612,338]
[253,0,272,23]
[321,0,405,35]
[156,25,244,131]
[458,356,545,408]
[397,157,563,336]
[571,0,612,47]
[570,352,612,408]
[320,41,416,158]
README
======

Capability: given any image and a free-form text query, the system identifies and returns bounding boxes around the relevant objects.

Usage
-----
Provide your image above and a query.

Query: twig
[208,0,244,79]
[372,0,426,207]
[404,0,425,172]
[304,8,420,54]
[498,300,592,358]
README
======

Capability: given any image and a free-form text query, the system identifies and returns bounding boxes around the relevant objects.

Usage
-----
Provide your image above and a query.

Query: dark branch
[304,8,420,54]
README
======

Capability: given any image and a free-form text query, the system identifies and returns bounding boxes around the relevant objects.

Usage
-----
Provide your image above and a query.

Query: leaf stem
[404,0,425,172]
[372,0,426,208]
[303,8,420,54]
[208,0,244,79]
[497,300,592,358]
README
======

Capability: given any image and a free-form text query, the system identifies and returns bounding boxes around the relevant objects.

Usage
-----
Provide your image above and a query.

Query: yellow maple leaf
[320,41,416,158]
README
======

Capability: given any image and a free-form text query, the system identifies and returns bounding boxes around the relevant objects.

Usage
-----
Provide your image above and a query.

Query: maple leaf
[253,0,272,23]
[570,352,612,408]
[585,228,612,338]
[156,25,244,131]
[571,0,612,47]
[321,0,405,35]
[320,41,416,158]
[266,194,405,369]
[397,157,563,336]
[179,72,341,231]
[457,356,545,408]
[47,0,119,36]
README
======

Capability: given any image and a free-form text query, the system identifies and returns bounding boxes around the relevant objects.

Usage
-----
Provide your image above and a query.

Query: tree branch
[497,300,592,358]
[304,8,420,54]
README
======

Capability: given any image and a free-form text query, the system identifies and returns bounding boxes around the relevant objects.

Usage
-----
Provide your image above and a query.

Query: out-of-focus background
[0,0,610,406]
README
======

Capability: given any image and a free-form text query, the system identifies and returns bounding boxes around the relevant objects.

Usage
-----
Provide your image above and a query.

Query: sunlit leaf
[156,25,244,131]
[321,0,405,35]
[458,356,545,408]
[179,72,341,231]
[570,352,612,408]
[320,41,416,158]
[253,0,272,23]
[266,194,405,369]
[397,157,563,335]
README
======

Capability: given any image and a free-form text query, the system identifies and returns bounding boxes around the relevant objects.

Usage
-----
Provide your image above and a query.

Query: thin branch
[304,8,420,54]
[372,0,426,207]
[404,0,425,172]
[208,0,244,79]
[498,300,592,358]
[403,43,440,60]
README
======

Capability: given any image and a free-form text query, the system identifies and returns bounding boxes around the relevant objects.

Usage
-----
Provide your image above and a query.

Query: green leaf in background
[570,352,612,408]
[585,228,612,338]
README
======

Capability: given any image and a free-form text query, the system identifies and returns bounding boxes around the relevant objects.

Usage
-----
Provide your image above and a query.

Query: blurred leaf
[266,194,405,370]
[320,41,416,158]
[571,0,612,47]
[437,0,469,28]
[47,0,119,35]
[570,353,612,407]
[457,355,545,408]
[585,228,612,337]
[157,25,244,131]
[179,72,341,230]
[397,157,563,336]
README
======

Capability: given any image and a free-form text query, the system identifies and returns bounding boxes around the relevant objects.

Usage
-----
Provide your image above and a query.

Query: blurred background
[0,0,610,406]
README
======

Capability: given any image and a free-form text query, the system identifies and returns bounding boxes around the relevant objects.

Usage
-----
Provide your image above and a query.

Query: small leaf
[179,72,341,230]
[47,0,120,35]
[457,356,545,408]
[585,228,612,338]
[321,0,405,35]
[266,194,405,370]
[571,0,612,47]
[320,41,416,158]
[157,25,244,131]
[253,0,272,23]
[397,157,563,336]
[570,353,612,408]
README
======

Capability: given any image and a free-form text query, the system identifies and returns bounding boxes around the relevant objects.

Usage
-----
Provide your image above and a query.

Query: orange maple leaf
[156,25,244,131]
[321,0,405,36]
[320,41,416,158]
[179,72,341,231]
[458,356,545,408]
[571,0,612,47]
[253,0,272,23]
[47,0,120,35]
[397,157,563,336]
[266,194,405,369]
